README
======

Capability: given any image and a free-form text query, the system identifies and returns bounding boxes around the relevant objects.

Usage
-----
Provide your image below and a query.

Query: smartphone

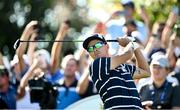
[64,20,71,27]
[33,23,44,40]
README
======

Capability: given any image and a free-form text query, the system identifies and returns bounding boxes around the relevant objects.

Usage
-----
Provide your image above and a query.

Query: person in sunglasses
[83,33,150,109]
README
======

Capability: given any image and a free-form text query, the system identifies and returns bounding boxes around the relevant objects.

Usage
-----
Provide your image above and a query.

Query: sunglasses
[87,42,105,52]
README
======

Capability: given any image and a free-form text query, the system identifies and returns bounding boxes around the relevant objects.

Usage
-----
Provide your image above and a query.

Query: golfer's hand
[117,37,131,47]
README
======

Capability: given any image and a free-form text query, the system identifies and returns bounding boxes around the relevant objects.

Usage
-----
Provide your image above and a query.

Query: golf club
[13,39,118,50]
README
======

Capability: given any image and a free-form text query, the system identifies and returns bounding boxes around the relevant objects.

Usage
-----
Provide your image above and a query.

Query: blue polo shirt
[90,57,142,110]
[56,79,81,109]
[0,85,16,109]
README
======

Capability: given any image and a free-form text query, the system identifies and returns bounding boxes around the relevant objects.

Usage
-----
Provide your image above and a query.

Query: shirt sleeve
[125,64,136,77]
[90,57,110,81]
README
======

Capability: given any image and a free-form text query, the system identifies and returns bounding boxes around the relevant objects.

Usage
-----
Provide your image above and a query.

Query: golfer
[83,33,150,109]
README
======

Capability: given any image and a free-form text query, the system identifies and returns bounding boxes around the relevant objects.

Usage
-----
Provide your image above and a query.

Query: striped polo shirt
[90,57,142,110]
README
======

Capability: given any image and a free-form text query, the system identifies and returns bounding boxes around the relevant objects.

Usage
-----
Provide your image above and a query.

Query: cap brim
[83,36,105,50]
[151,61,164,67]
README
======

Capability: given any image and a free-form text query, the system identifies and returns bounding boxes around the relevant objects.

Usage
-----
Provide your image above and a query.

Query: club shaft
[13,39,118,50]
[19,40,118,42]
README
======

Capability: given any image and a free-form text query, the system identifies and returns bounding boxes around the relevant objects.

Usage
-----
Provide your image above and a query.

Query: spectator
[0,65,16,109]
[139,55,180,109]
[106,0,149,55]
[50,21,96,109]
[55,55,96,109]
[17,21,97,109]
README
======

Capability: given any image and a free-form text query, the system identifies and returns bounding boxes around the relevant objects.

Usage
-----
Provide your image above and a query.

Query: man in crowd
[139,55,180,109]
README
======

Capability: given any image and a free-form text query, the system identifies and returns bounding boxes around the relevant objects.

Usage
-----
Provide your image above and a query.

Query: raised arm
[50,21,69,74]
[161,7,178,48]
[76,66,90,95]
[17,58,39,99]
[111,37,134,69]
[111,37,150,78]
[16,21,38,71]
[27,33,38,65]
[132,43,150,79]
[139,5,150,46]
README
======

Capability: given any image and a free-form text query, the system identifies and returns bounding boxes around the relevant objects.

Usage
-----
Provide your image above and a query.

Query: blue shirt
[56,79,81,109]
[45,69,64,84]
[0,85,16,109]
[90,57,142,109]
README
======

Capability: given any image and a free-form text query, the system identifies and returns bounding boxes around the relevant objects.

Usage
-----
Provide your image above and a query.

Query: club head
[13,39,20,50]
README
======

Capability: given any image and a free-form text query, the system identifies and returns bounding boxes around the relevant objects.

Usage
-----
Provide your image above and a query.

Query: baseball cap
[151,55,169,68]
[121,0,133,5]
[34,49,51,64]
[120,0,135,9]
[83,34,107,50]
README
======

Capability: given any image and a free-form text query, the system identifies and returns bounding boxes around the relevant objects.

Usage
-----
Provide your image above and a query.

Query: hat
[83,34,107,50]
[35,49,51,64]
[151,55,169,68]
[121,0,135,9]
[121,0,133,5]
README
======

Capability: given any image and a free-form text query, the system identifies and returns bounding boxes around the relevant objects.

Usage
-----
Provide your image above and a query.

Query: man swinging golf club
[83,33,150,109]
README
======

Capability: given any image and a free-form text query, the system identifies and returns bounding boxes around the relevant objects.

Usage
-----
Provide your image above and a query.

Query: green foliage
[133,0,178,25]
[0,0,86,59]
[0,0,178,59]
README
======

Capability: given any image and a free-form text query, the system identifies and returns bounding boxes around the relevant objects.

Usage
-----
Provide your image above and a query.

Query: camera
[28,76,58,109]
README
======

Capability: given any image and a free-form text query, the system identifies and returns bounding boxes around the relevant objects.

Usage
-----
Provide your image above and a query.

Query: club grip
[106,40,118,42]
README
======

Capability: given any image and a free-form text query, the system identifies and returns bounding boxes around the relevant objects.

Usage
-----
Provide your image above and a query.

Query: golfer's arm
[111,43,133,69]
[133,48,150,79]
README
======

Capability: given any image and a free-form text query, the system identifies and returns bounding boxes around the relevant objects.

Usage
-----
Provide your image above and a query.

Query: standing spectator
[50,21,96,109]
[0,65,16,109]
[18,21,97,109]
[106,0,149,55]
